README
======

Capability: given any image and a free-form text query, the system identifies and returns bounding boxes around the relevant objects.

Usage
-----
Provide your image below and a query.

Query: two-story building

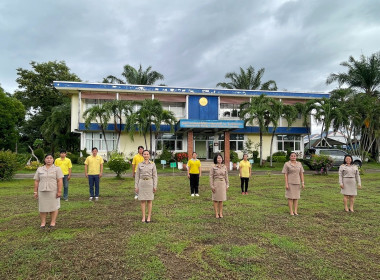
[54,81,329,166]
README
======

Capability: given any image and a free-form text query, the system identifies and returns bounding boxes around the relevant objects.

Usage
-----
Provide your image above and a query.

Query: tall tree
[267,99,283,167]
[83,104,111,155]
[314,98,341,147]
[326,52,380,96]
[294,100,316,149]
[216,65,277,91]
[0,86,25,151]
[125,99,176,153]
[14,61,81,149]
[103,100,135,149]
[103,64,164,85]
[240,94,273,166]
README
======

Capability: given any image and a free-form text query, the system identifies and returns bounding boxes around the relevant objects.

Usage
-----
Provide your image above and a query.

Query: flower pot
[178,162,183,170]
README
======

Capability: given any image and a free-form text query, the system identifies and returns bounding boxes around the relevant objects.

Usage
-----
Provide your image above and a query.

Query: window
[162,102,185,118]
[85,132,116,151]
[220,103,240,118]
[277,135,302,151]
[218,134,244,151]
[156,134,183,151]
[85,99,109,110]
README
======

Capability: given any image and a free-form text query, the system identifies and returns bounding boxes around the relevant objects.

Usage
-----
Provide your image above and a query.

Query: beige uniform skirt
[340,177,357,196]
[285,183,301,199]
[138,179,154,201]
[212,179,227,201]
[38,191,60,212]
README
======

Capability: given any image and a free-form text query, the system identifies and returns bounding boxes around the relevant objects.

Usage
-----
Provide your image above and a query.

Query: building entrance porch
[193,135,215,160]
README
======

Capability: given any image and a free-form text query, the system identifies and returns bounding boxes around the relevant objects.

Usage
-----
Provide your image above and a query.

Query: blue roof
[54,81,329,99]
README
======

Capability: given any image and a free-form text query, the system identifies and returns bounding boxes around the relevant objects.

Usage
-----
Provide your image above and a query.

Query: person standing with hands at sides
[54,150,72,201]
[239,154,251,195]
[187,152,201,197]
[339,155,362,212]
[135,150,157,223]
[34,154,63,229]
[84,147,104,201]
[132,146,144,200]
[282,152,305,216]
[209,154,229,218]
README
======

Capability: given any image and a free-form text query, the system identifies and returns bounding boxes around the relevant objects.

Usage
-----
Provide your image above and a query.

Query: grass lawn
[1,173,380,279]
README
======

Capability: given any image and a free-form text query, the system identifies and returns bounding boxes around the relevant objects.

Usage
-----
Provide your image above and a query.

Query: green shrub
[0,150,19,181]
[272,151,286,157]
[230,150,239,163]
[16,153,30,167]
[77,157,86,165]
[268,156,287,162]
[310,155,334,174]
[159,147,173,162]
[252,151,259,161]
[81,148,90,157]
[25,161,43,171]
[68,153,79,164]
[34,148,45,162]
[107,152,131,178]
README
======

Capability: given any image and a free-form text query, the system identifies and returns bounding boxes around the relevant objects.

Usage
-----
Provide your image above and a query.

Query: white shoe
[195,194,199,197]
[89,197,93,201]
[95,197,99,201]
[191,194,195,197]
[134,195,138,200]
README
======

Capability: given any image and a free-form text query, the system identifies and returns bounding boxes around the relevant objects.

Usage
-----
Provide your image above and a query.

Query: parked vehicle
[303,148,362,169]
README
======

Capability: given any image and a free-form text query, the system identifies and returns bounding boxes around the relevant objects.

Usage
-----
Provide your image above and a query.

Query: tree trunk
[259,131,263,166]
[269,131,275,167]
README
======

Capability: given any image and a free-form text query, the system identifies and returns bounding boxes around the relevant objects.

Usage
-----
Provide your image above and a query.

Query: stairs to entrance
[200,160,214,172]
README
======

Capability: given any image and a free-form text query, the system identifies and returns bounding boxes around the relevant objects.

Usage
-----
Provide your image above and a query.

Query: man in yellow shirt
[54,150,72,201]
[187,152,201,197]
[239,154,252,195]
[132,146,144,200]
[84,147,104,201]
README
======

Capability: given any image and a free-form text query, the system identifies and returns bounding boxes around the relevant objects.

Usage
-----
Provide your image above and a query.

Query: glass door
[207,140,214,160]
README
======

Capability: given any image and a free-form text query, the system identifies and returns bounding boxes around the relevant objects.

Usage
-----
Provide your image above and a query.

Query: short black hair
[92,147,98,151]
[44,153,54,159]
[138,146,144,150]
[343,155,354,164]
[143,150,150,155]
[213,153,224,164]
[192,152,197,155]
[60,149,67,154]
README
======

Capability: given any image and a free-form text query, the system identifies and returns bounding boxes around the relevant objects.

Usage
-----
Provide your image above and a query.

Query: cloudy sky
[1,0,379,96]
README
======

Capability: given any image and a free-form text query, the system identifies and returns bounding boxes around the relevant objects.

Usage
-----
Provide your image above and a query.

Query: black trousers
[240,177,249,192]
[189,174,200,194]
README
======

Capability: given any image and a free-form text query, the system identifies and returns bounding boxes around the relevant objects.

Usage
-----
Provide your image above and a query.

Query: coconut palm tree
[103,64,164,85]
[216,65,277,91]
[103,100,135,149]
[326,52,380,96]
[125,99,176,153]
[294,100,316,149]
[266,99,283,167]
[83,104,111,155]
[240,94,274,166]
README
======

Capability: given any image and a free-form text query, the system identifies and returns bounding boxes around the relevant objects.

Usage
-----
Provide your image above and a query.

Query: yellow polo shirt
[239,160,251,178]
[187,159,201,174]
[54,157,72,175]
[132,154,144,172]
[84,155,104,175]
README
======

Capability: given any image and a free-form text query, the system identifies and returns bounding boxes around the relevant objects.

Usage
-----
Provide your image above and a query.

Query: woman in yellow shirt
[187,152,201,196]
[239,154,251,195]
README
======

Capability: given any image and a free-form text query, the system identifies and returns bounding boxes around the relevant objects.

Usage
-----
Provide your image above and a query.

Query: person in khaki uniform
[339,155,362,212]
[135,150,157,223]
[33,154,64,229]
[209,154,229,219]
[282,152,305,216]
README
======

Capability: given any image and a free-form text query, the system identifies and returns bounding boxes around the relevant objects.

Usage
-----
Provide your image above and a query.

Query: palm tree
[125,99,176,153]
[326,52,380,96]
[240,94,273,166]
[267,99,283,167]
[294,100,316,149]
[314,98,341,147]
[103,100,134,149]
[103,64,164,85]
[83,104,111,155]
[216,65,277,91]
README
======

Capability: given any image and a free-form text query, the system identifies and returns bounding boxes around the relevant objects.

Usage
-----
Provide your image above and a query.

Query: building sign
[179,119,244,129]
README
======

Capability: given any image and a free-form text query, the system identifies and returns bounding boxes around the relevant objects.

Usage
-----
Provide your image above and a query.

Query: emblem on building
[199,97,208,106]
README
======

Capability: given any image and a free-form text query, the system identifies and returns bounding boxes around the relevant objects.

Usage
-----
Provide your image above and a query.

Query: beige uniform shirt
[34,165,64,192]
[134,161,158,189]
[339,164,361,185]
[209,164,229,188]
[282,161,304,184]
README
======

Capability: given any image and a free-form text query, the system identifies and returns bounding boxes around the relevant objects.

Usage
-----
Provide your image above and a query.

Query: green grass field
[1,172,380,279]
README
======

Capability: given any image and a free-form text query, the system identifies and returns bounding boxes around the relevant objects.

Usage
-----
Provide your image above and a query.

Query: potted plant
[182,157,188,170]
[230,150,239,170]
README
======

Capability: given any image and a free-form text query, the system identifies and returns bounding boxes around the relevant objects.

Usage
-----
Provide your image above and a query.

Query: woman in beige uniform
[282,152,305,216]
[209,154,229,218]
[33,154,64,229]
[339,155,361,212]
[135,150,157,223]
